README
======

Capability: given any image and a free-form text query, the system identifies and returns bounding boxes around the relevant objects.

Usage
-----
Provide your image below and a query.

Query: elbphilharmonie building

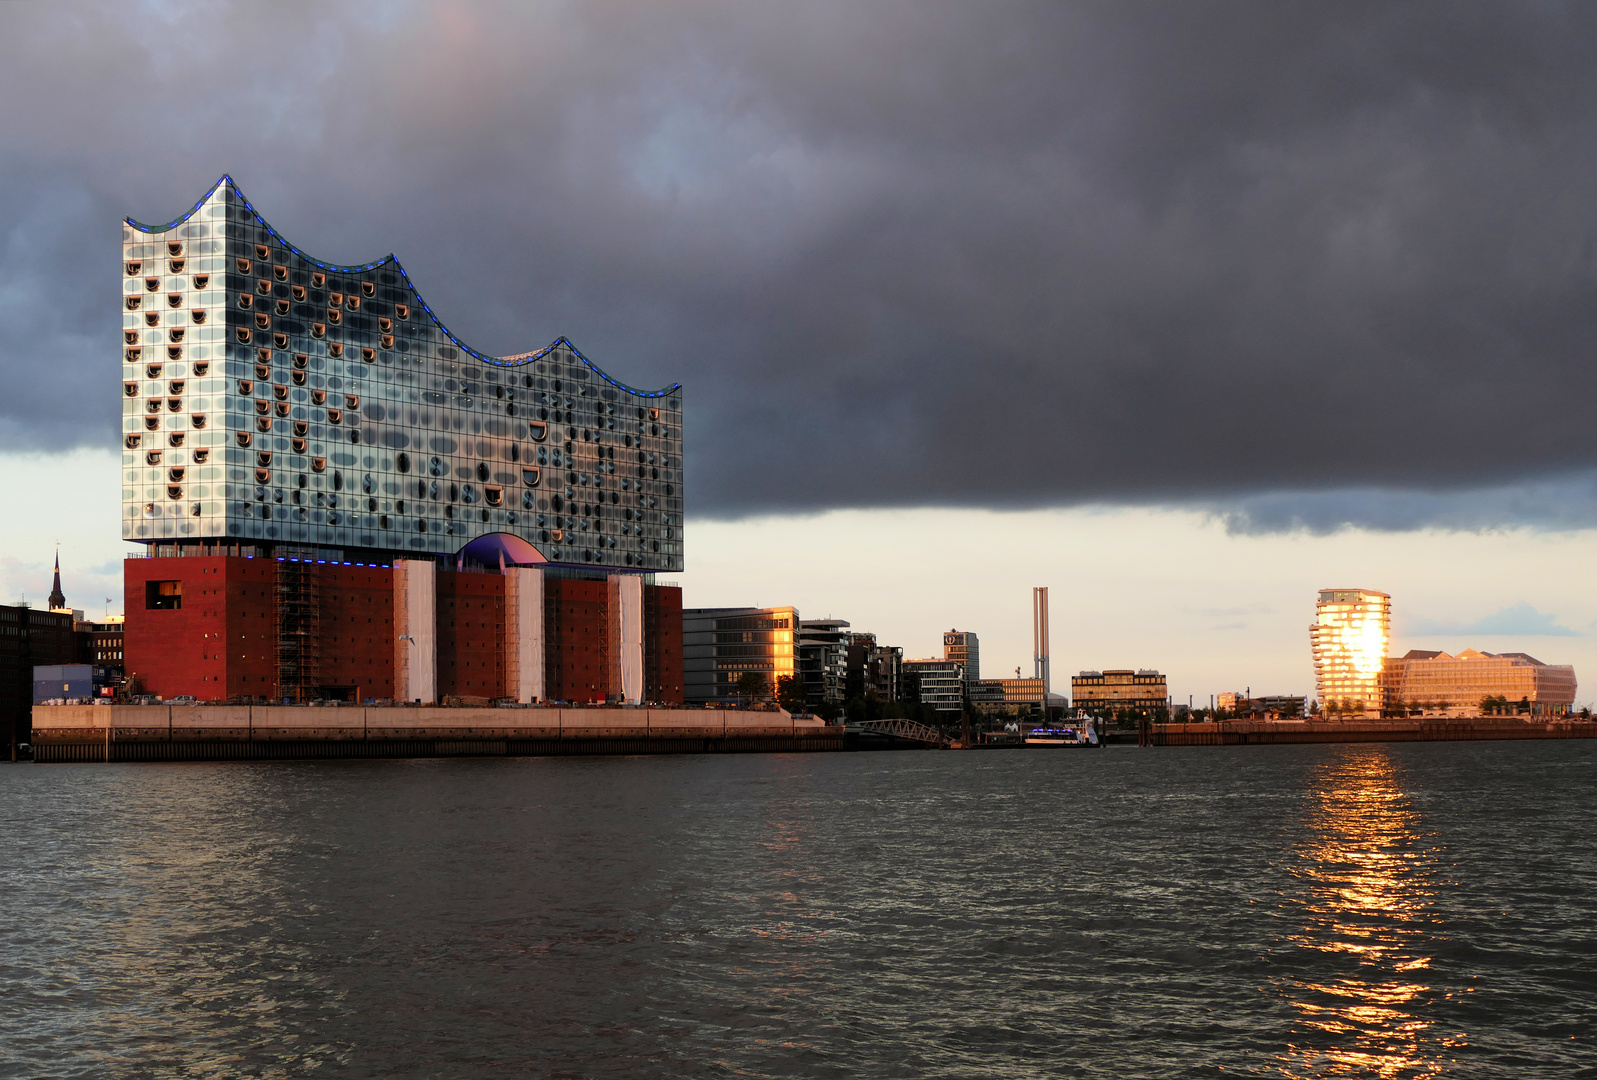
[122,176,683,572]
[119,177,684,706]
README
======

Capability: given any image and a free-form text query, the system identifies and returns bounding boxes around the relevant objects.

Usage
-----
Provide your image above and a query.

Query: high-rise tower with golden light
[1310,588,1390,715]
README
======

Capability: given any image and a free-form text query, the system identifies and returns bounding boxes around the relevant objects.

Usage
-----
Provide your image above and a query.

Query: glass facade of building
[1309,589,1390,713]
[1071,669,1168,714]
[970,677,1047,714]
[121,177,683,571]
[798,619,850,706]
[1383,649,1577,715]
[682,607,798,703]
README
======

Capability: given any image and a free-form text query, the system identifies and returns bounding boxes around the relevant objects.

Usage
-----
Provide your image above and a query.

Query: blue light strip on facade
[126,176,683,399]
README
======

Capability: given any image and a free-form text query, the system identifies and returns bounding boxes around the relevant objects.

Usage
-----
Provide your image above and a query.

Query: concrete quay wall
[1151,717,1597,746]
[30,705,840,762]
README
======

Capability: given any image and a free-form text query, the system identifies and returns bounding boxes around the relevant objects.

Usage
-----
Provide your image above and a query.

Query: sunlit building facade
[1071,669,1168,715]
[942,630,979,683]
[971,677,1047,715]
[1383,649,1576,716]
[1310,588,1390,715]
[683,607,798,703]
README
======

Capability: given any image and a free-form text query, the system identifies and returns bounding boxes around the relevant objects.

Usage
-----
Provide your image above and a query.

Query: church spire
[47,547,65,611]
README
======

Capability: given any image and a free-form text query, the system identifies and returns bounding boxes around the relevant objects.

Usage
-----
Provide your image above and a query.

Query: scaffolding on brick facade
[274,559,321,703]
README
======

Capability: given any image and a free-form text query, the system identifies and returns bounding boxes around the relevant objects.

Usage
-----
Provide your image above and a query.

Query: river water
[2,742,1594,1078]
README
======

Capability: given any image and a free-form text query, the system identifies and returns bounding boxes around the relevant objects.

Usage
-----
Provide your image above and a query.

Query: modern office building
[120,176,684,704]
[1071,669,1168,714]
[943,630,979,684]
[971,677,1047,714]
[1382,649,1576,715]
[903,658,965,715]
[1309,588,1390,715]
[996,677,1047,711]
[682,607,798,703]
[798,618,850,706]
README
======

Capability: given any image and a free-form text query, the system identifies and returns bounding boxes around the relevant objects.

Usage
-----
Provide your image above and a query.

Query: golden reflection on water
[1277,747,1458,1078]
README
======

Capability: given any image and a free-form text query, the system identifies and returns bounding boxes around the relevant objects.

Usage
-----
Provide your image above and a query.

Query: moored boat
[1024,719,1100,747]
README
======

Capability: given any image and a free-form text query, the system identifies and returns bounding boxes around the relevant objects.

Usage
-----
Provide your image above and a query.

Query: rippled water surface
[3,742,1595,1078]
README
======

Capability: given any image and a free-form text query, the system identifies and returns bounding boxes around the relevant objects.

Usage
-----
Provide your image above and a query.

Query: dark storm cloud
[5,1,1597,524]
[1204,470,1597,535]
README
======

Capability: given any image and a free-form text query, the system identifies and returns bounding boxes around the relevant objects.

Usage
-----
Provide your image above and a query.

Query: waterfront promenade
[1147,716,1597,746]
[29,704,840,762]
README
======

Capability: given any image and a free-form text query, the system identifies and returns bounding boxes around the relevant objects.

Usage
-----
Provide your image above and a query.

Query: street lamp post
[398,634,418,704]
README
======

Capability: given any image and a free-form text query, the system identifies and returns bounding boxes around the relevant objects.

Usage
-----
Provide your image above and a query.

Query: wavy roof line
[126,175,682,398]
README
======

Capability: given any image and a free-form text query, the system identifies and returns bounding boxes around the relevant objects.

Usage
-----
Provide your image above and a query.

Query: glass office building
[1383,649,1576,716]
[682,607,799,703]
[1071,669,1168,714]
[1309,588,1390,713]
[902,658,965,715]
[122,176,683,572]
[798,618,850,706]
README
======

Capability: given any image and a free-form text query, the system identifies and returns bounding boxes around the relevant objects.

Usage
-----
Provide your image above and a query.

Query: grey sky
[5,1,1597,526]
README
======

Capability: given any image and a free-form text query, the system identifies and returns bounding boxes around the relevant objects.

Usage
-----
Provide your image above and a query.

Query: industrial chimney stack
[1032,586,1050,693]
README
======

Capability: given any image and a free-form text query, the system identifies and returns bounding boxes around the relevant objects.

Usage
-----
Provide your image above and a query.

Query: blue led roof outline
[127,175,683,399]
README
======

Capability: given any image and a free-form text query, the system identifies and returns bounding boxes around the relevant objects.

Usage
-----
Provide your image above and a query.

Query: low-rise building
[33,664,120,704]
[972,677,1048,714]
[1218,692,1304,718]
[1381,649,1576,716]
[1072,669,1168,715]
[76,617,125,669]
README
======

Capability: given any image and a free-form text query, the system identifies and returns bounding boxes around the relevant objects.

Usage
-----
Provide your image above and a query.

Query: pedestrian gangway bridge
[851,718,949,747]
